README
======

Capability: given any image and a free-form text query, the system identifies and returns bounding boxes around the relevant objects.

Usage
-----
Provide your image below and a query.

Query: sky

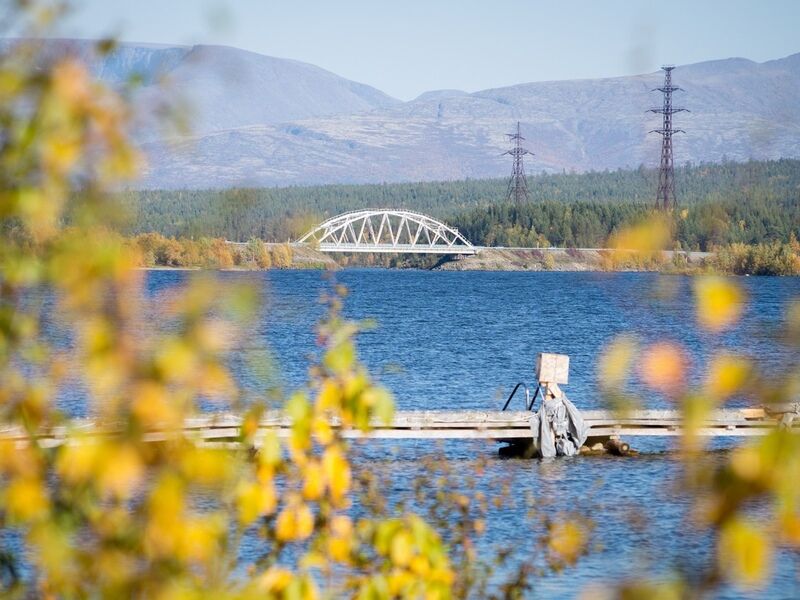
[56,0,800,100]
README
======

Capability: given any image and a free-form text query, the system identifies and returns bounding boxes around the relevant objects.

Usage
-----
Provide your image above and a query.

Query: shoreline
[135,266,797,277]
[139,248,717,274]
[137,247,798,276]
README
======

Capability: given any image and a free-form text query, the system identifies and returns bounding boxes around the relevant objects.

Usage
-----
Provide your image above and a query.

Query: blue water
[61,271,800,596]
[185,269,795,416]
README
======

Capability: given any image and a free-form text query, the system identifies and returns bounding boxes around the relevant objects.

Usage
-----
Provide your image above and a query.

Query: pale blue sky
[58,0,800,100]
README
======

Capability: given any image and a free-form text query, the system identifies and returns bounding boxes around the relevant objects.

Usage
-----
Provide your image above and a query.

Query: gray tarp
[529,392,588,458]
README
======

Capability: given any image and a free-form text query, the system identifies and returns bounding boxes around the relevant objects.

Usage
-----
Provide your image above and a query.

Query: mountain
[1,38,400,137]
[5,39,800,188]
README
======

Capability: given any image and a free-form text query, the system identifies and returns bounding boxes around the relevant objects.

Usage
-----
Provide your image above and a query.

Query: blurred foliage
[0,7,453,596]
[1,3,798,599]
[0,3,585,598]
[597,219,800,596]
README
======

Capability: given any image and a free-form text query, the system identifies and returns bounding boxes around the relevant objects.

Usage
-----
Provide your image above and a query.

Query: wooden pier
[1,406,796,450]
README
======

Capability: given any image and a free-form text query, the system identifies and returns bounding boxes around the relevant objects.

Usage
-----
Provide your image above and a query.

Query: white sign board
[536,353,570,384]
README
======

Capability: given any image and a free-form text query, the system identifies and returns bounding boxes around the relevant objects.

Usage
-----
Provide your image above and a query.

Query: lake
[64,270,800,596]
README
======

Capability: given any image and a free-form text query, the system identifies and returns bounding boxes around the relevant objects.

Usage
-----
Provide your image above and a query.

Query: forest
[112,159,800,252]
[452,194,799,250]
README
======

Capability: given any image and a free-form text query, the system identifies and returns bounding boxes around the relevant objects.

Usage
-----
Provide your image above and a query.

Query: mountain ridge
[3,38,799,188]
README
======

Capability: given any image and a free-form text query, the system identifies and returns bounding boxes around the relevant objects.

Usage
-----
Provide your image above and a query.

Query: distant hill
[1,39,400,137]
[6,39,800,188]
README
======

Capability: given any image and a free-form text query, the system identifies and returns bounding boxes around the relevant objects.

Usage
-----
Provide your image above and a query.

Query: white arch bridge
[296,209,476,255]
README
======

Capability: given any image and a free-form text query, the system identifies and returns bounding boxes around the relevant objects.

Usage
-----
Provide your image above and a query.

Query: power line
[503,121,532,204]
[648,66,688,211]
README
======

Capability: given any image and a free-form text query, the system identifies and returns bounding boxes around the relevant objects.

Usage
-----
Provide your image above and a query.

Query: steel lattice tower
[503,121,532,204]
[648,66,688,211]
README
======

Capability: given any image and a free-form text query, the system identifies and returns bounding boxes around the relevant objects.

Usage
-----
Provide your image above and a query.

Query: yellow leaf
[549,520,585,564]
[179,515,223,563]
[42,135,80,174]
[695,277,744,332]
[56,440,100,483]
[241,405,263,440]
[324,340,355,374]
[0,69,22,96]
[730,445,763,482]
[256,567,293,593]
[609,217,671,254]
[328,515,353,562]
[371,387,395,426]
[236,480,276,526]
[259,430,282,467]
[318,380,340,411]
[98,444,143,499]
[132,381,178,428]
[276,502,315,541]
[195,319,230,353]
[706,353,750,399]
[302,460,325,501]
[145,476,186,558]
[410,555,430,576]
[780,512,800,546]
[295,503,314,539]
[311,416,334,446]
[0,440,24,475]
[4,477,49,522]
[718,519,771,587]
[323,446,351,505]
[287,393,312,449]
[180,448,231,486]
[390,531,414,567]
[275,508,295,541]
[388,571,414,596]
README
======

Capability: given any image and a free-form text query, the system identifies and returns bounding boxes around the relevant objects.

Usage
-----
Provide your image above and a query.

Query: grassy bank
[127,232,799,275]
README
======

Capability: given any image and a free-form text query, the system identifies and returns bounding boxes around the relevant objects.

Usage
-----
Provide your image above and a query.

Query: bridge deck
[315,243,476,255]
[1,408,795,447]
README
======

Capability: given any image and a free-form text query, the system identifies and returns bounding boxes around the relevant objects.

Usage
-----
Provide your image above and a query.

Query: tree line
[107,158,800,251]
[452,193,799,250]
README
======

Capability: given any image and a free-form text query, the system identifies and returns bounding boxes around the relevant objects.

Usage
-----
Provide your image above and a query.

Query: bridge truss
[296,209,476,254]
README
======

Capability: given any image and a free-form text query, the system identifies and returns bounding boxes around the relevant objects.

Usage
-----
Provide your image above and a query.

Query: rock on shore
[434,248,605,271]
[433,248,712,272]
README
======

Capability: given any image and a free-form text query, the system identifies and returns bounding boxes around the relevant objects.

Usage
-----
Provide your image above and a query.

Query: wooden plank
[172,408,779,430]
[0,407,795,447]
[586,427,775,438]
